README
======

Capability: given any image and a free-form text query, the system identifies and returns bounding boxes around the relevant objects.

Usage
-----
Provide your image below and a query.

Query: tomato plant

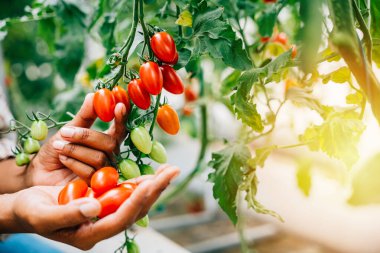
[94,88,116,122]
[58,179,88,205]
[90,167,119,195]
[157,105,180,135]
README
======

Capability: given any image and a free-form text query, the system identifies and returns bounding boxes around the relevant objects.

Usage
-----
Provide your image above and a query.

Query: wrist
[0,158,29,194]
[0,192,19,233]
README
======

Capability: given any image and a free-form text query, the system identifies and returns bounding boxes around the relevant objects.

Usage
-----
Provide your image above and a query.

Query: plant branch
[352,0,372,62]
[139,0,153,59]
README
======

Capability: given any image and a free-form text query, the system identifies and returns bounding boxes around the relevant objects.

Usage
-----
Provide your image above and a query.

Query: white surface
[32,227,189,253]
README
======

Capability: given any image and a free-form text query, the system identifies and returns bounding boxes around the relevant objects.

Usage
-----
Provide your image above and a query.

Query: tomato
[161,65,184,94]
[119,181,138,190]
[260,36,270,43]
[150,31,177,63]
[126,240,140,253]
[139,61,163,95]
[30,120,48,141]
[97,186,134,218]
[157,104,180,135]
[94,88,116,122]
[136,215,149,227]
[58,179,88,205]
[291,45,297,59]
[263,0,276,3]
[167,51,178,65]
[131,126,152,154]
[23,137,40,154]
[118,159,141,179]
[274,32,288,45]
[149,140,167,164]
[85,188,97,198]
[112,86,131,114]
[184,86,198,102]
[128,79,151,110]
[140,164,155,175]
[16,153,30,166]
[182,105,193,116]
[90,167,119,195]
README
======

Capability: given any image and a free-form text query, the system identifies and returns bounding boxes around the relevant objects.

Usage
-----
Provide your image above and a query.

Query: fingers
[59,155,95,184]
[106,103,128,144]
[59,126,118,156]
[53,140,108,169]
[66,93,97,128]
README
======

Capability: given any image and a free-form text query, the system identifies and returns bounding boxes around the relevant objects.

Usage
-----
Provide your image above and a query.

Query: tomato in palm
[90,167,119,195]
[97,186,134,218]
[150,32,177,63]
[94,88,116,122]
[161,65,184,94]
[184,86,198,102]
[112,86,131,114]
[85,188,97,198]
[119,181,138,190]
[139,61,163,95]
[273,32,288,45]
[58,179,88,205]
[157,104,180,135]
[128,79,151,110]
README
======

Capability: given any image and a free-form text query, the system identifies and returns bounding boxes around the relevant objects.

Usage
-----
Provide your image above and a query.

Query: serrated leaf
[176,10,193,27]
[208,144,251,224]
[193,7,224,30]
[221,70,241,96]
[257,5,277,37]
[296,159,312,196]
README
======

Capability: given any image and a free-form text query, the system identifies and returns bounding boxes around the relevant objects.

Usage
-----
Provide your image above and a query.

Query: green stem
[139,0,153,59]
[352,0,372,62]
[149,93,162,136]
[176,5,183,37]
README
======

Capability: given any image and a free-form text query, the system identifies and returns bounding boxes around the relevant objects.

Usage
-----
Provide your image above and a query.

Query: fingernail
[79,200,100,218]
[60,127,75,138]
[59,155,68,161]
[53,140,67,150]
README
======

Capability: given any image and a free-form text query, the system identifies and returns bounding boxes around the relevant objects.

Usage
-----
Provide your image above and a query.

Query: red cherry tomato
[157,104,180,135]
[184,86,198,102]
[85,188,97,198]
[291,45,297,59]
[182,105,193,116]
[119,181,138,191]
[94,88,116,122]
[140,61,163,95]
[128,79,151,110]
[90,167,119,195]
[263,0,276,3]
[112,86,131,114]
[97,186,134,218]
[58,179,88,205]
[167,52,179,65]
[273,32,288,46]
[260,36,271,43]
[150,32,177,63]
[161,65,184,94]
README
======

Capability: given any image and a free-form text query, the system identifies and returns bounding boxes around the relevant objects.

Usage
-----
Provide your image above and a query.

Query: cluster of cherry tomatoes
[58,167,138,218]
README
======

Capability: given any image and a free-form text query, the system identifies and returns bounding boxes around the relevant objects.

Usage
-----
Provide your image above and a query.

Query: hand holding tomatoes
[94,88,116,122]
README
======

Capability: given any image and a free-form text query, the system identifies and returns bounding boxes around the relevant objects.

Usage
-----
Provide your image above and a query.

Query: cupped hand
[12,165,179,250]
[25,93,128,186]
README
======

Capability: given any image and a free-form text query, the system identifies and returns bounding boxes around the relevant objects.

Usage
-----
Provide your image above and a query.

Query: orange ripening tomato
[273,32,288,46]
[140,61,163,95]
[291,45,297,59]
[150,31,177,64]
[112,86,131,114]
[90,167,119,195]
[97,186,134,218]
[85,188,97,198]
[58,179,88,205]
[161,65,184,94]
[94,88,116,122]
[128,79,151,110]
[157,104,180,135]
[260,36,271,43]
[119,181,138,191]
[182,105,193,116]
[184,86,198,102]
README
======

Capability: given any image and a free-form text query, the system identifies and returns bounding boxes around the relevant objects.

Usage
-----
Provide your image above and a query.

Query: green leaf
[254,145,277,168]
[221,70,241,96]
[99,13,117,53]
[208,143,251,225]
[346,92,363,106]
[176,10,193,27]
[193,7,224,30]
[296,159,312,197]
[322,67,351,84]
[257,5,277,37]
[220,39,252,70]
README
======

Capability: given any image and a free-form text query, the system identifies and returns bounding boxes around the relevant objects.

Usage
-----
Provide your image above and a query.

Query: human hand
[25,93,128,187]
[9,165,179,250]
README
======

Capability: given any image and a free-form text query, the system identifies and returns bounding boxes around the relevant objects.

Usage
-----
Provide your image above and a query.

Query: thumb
[45,198,101,230]
[66,93,97,128]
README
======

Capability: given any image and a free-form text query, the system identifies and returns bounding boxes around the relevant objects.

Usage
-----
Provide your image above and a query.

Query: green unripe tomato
[119,159,141,179]
[16,153,30,166]
[149,140,167,164]
[140,164,155,175]
[136,215,149,227]
[131,126,152,154]
[30,120,48,141]
[23,137,40,154]
[126,240,140,253]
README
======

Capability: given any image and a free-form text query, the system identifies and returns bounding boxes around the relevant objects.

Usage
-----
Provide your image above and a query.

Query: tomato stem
[139,0,153,60]
[149,93,162,137]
